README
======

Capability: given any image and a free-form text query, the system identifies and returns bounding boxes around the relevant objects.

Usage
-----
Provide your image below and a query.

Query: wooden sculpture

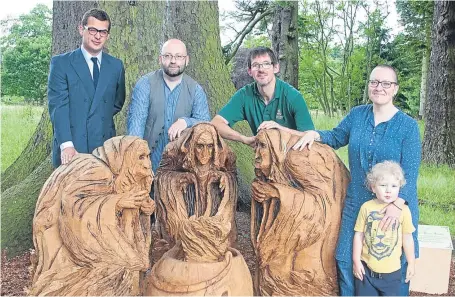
[29,136,155,296]
[251,129,350,296]
[154,122,238,247]
[146,123,253,296]
[146,216,253,296]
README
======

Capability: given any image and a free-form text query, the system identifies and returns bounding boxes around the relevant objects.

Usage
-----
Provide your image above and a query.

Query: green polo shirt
[218,78,314,135]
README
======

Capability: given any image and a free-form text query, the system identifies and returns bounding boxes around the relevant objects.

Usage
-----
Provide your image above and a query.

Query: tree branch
[224,8,273,64]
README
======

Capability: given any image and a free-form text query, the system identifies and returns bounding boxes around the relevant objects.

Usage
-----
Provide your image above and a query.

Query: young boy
[353,161,416,296]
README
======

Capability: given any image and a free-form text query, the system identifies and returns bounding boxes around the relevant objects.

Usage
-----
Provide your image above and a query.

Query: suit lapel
[71,48,95,98]
[89,53,112,115]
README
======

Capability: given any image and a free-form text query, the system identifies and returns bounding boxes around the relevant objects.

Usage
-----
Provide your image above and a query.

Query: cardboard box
[410,225,453,294]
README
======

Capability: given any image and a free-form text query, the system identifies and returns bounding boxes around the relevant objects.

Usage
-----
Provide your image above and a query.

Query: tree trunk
[1,0,254,256]
[231,47,255,90]
[271,1,299,89]
[418,46,429,119]
[419,17,432,119]
[422,1,455,167]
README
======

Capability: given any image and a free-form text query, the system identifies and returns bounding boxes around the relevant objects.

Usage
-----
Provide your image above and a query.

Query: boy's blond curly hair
[366,160,406,191]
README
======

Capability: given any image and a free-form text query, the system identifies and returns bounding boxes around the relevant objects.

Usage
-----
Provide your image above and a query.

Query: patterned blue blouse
[318,104,421,262]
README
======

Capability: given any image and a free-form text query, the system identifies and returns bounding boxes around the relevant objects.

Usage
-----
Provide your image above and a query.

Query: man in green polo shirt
[212,47,314,146]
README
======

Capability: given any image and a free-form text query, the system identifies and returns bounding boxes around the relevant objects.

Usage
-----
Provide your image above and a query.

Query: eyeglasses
[251,62,273,70]
[161,54,187,61]
[369,80,397,89]
[84,26,109,37]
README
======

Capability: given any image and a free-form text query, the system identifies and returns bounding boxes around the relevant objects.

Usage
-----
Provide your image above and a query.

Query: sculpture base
[145,245,253,296]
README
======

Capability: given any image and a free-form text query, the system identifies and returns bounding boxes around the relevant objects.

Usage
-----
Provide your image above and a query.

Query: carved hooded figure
[146,123,253,296]
[251,129,350,296]
[30,136,155,296]
[154,123,238,247]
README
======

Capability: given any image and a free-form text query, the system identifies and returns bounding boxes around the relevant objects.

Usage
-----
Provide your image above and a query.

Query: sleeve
[401,207,416,234]
[127,76,150,138]
[113,61,126,115]
[291,93,315,131]
[181,84,211,127]
[354,203,367,232]
[217,89,246,127]
[317,107,356,150]
[398,120,421,204]
[47,55,72,145]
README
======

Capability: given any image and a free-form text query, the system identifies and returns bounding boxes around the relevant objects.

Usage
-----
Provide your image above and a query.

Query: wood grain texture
[251,129,350,296]
[147,123,253,296]
[29,136,155,296]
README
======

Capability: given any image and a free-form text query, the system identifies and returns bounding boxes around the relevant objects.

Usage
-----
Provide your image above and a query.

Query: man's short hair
[81,8,111,32]
[247,47,278,68]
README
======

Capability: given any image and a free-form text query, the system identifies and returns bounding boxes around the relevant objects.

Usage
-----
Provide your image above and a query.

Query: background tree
[231,47,255,89]
[422,1,455,167]
[1,4,52,104]
[271,1,299,89]
[1,0,255,256]
[221,0,273,64]
[360,2,390,104]
[396,1,433,119]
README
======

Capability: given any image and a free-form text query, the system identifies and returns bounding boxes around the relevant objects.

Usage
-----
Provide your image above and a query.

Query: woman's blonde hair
[366,161,406,190]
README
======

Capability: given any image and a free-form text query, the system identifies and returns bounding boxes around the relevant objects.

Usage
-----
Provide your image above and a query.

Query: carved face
[194,132,214,166]
[254,133,272,177]
[131,141,152,178]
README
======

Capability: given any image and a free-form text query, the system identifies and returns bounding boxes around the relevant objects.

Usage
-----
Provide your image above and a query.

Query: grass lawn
[1,104,44,172]
[312,112,455,237]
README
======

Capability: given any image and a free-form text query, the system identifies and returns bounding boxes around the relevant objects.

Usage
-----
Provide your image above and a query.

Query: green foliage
[296,0,432,119]
[243,34,271,48]
[1,105,44,172]
[396,0,433,38]
[298,1,392,115]
[1,4,52,104]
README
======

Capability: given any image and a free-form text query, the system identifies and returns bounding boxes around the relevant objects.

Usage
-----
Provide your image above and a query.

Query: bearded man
[127,39,210,172]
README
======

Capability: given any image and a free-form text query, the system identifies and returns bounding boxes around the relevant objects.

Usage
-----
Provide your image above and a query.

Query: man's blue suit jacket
[47,48,125,167]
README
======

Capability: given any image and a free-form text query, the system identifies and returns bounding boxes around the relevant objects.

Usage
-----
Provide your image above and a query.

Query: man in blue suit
[48,8,125,167]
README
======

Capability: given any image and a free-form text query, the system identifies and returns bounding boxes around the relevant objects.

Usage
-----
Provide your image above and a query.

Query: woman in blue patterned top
[292,65,421,296]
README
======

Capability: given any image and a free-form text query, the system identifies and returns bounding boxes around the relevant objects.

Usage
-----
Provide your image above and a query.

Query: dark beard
[162,64,185,77]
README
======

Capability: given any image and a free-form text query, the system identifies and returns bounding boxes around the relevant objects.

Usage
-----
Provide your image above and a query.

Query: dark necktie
[91,57,99,88]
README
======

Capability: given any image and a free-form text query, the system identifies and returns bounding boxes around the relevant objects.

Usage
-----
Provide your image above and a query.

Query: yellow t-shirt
[354,199,415,273]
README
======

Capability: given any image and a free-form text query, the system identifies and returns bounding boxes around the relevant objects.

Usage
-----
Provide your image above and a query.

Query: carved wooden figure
[154,123,238,247]
[29,136,155,296]
[146,123,253,296]
[251,129,350,296]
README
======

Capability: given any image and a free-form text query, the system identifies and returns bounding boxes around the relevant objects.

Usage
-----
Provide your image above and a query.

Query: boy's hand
[353,260,365,281]
[405,263,415,283]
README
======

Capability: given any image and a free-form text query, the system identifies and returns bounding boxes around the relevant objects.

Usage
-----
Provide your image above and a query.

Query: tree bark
[1,0,254,256]
[422,1,455,167]
[419,14,432,119]
[231,47,255,90]
[271,1,299,89]
[418,46,429,119]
